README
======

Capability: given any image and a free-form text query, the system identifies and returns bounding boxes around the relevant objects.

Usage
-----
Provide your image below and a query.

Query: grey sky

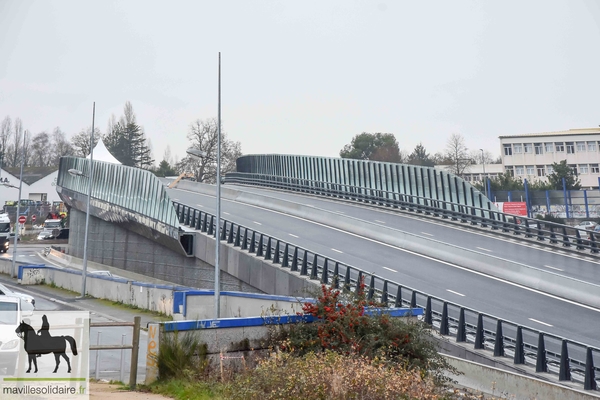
[1,0,599,164]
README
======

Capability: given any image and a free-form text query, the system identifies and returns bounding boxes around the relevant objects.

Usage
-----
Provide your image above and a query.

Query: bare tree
[71,127,100,158]
[469,149,494,165]
[445,133,471,176]
[22,130,32,167]
[0,116,11,167]
[52,127,74,165]
[10,118,23,167]
[176,118,242,183]
[30,131,52,167]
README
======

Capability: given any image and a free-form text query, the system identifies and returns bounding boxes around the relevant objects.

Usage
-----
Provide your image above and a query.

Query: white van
[0,213,10,253]
[0,296,23,375]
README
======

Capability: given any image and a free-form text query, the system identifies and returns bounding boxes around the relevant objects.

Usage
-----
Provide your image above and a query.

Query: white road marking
[253,221,262,225]
[196,204,204,207]
[476,247,492,252]
[375,220,386,224]
[337,211,345,214]
[383,267,397,273]
[420,232,434,236]
[172,198,179,201]
[331,248,343,253]
[529,318,553,327]
[289,234,299,238]
[223,212,230,215]
[544,265,564,271]
[446,289,465,297]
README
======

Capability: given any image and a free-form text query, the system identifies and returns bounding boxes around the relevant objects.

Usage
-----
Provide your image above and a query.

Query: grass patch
[95,298,173,321]
[148,379,224,400]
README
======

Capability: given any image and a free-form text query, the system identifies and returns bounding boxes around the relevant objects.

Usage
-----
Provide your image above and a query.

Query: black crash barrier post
[474,314,485,350]
[456,308,466,343]
[514,326,525,364]
[584,347,597,390]
[559,340,571,381]
[536,333,548,373]
[494,320,504,357]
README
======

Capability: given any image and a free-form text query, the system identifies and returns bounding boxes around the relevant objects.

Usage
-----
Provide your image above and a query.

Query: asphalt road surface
[169,184,600,351]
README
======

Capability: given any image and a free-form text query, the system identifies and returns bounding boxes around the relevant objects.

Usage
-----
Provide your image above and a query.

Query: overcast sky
[1,0,600,164]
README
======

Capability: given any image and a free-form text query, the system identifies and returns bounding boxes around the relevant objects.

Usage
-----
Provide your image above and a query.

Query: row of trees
[339,132,582,191]
[339,132,499,175]
[0,102,154,169]
[1,104,242,185]
[472,160,581,191]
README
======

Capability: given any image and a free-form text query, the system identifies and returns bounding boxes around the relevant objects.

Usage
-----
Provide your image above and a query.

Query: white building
[0,168,60,207]
[434,163,504,185]
[499,128,600,189]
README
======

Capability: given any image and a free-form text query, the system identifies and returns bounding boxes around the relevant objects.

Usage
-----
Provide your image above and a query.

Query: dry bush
[224,351,455,400]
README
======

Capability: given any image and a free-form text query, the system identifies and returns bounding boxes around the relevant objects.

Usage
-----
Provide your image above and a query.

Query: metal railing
[225,172,600,255]
[90,316,141,389]
[173,201,599,391]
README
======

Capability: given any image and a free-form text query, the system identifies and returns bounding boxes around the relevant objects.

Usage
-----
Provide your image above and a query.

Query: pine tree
[105,102,154,168]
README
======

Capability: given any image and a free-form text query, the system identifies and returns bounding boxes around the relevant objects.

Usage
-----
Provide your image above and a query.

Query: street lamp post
[186,146,220,319]
[69,102,95,298]
[10,130,26,278]
[480,149,487,198]
[186,52,222,319]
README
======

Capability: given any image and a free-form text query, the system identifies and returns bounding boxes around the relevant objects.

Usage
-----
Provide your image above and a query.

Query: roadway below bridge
[167,184,600,351]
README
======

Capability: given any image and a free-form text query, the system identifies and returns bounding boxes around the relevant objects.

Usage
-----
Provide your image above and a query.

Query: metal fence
[173,201,599,391]
[90,316,141,389]
[225,173,600,255]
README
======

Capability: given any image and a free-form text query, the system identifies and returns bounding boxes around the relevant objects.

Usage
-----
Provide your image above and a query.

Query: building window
[537,166,545,176]
[503,144,512,156]
[524,143,533,153]
[515,166,524,176]
[555,142,565,152]
[579,164,589,174]
[577,142,586,152]
[526,165,535,175]
[592,164,600,174]
[505,166,514,176]
[566,142,575,154]
[513,144,523,154]
[547,165,554,175]
[544,142,554,153]
[534,143,543,155]
[588,141,597,151]
[569,164,577,176]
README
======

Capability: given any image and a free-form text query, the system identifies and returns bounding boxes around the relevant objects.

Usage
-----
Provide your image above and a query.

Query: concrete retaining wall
[68,208,319,299]
[446,355,600,400]
[177,181,600,309]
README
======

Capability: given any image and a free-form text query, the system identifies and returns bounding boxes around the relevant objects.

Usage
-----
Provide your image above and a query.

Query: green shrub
[270,280,457,385]
[156,330,207,380]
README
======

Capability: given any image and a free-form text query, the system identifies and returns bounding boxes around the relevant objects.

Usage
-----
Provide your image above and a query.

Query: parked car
[0,297,22,375]
[587,225,600,239]
[37,230,54,240]
[574,221,597,231]
[0,282,35,308]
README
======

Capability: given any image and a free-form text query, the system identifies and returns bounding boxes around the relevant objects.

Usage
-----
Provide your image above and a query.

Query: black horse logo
[15,315,78,373]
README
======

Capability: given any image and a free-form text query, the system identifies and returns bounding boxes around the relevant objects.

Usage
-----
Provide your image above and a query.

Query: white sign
[0,311,90,399]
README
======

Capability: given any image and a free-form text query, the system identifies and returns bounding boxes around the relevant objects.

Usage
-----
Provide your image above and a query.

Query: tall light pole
[185,53,221,319]
[11,130,26,278]
[480,148,487,198]
[69,102,95,298]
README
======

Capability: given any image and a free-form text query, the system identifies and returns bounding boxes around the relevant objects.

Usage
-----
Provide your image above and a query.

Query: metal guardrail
[173,201,599,391]
[225,172,600,255]
[90,316,141,389]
